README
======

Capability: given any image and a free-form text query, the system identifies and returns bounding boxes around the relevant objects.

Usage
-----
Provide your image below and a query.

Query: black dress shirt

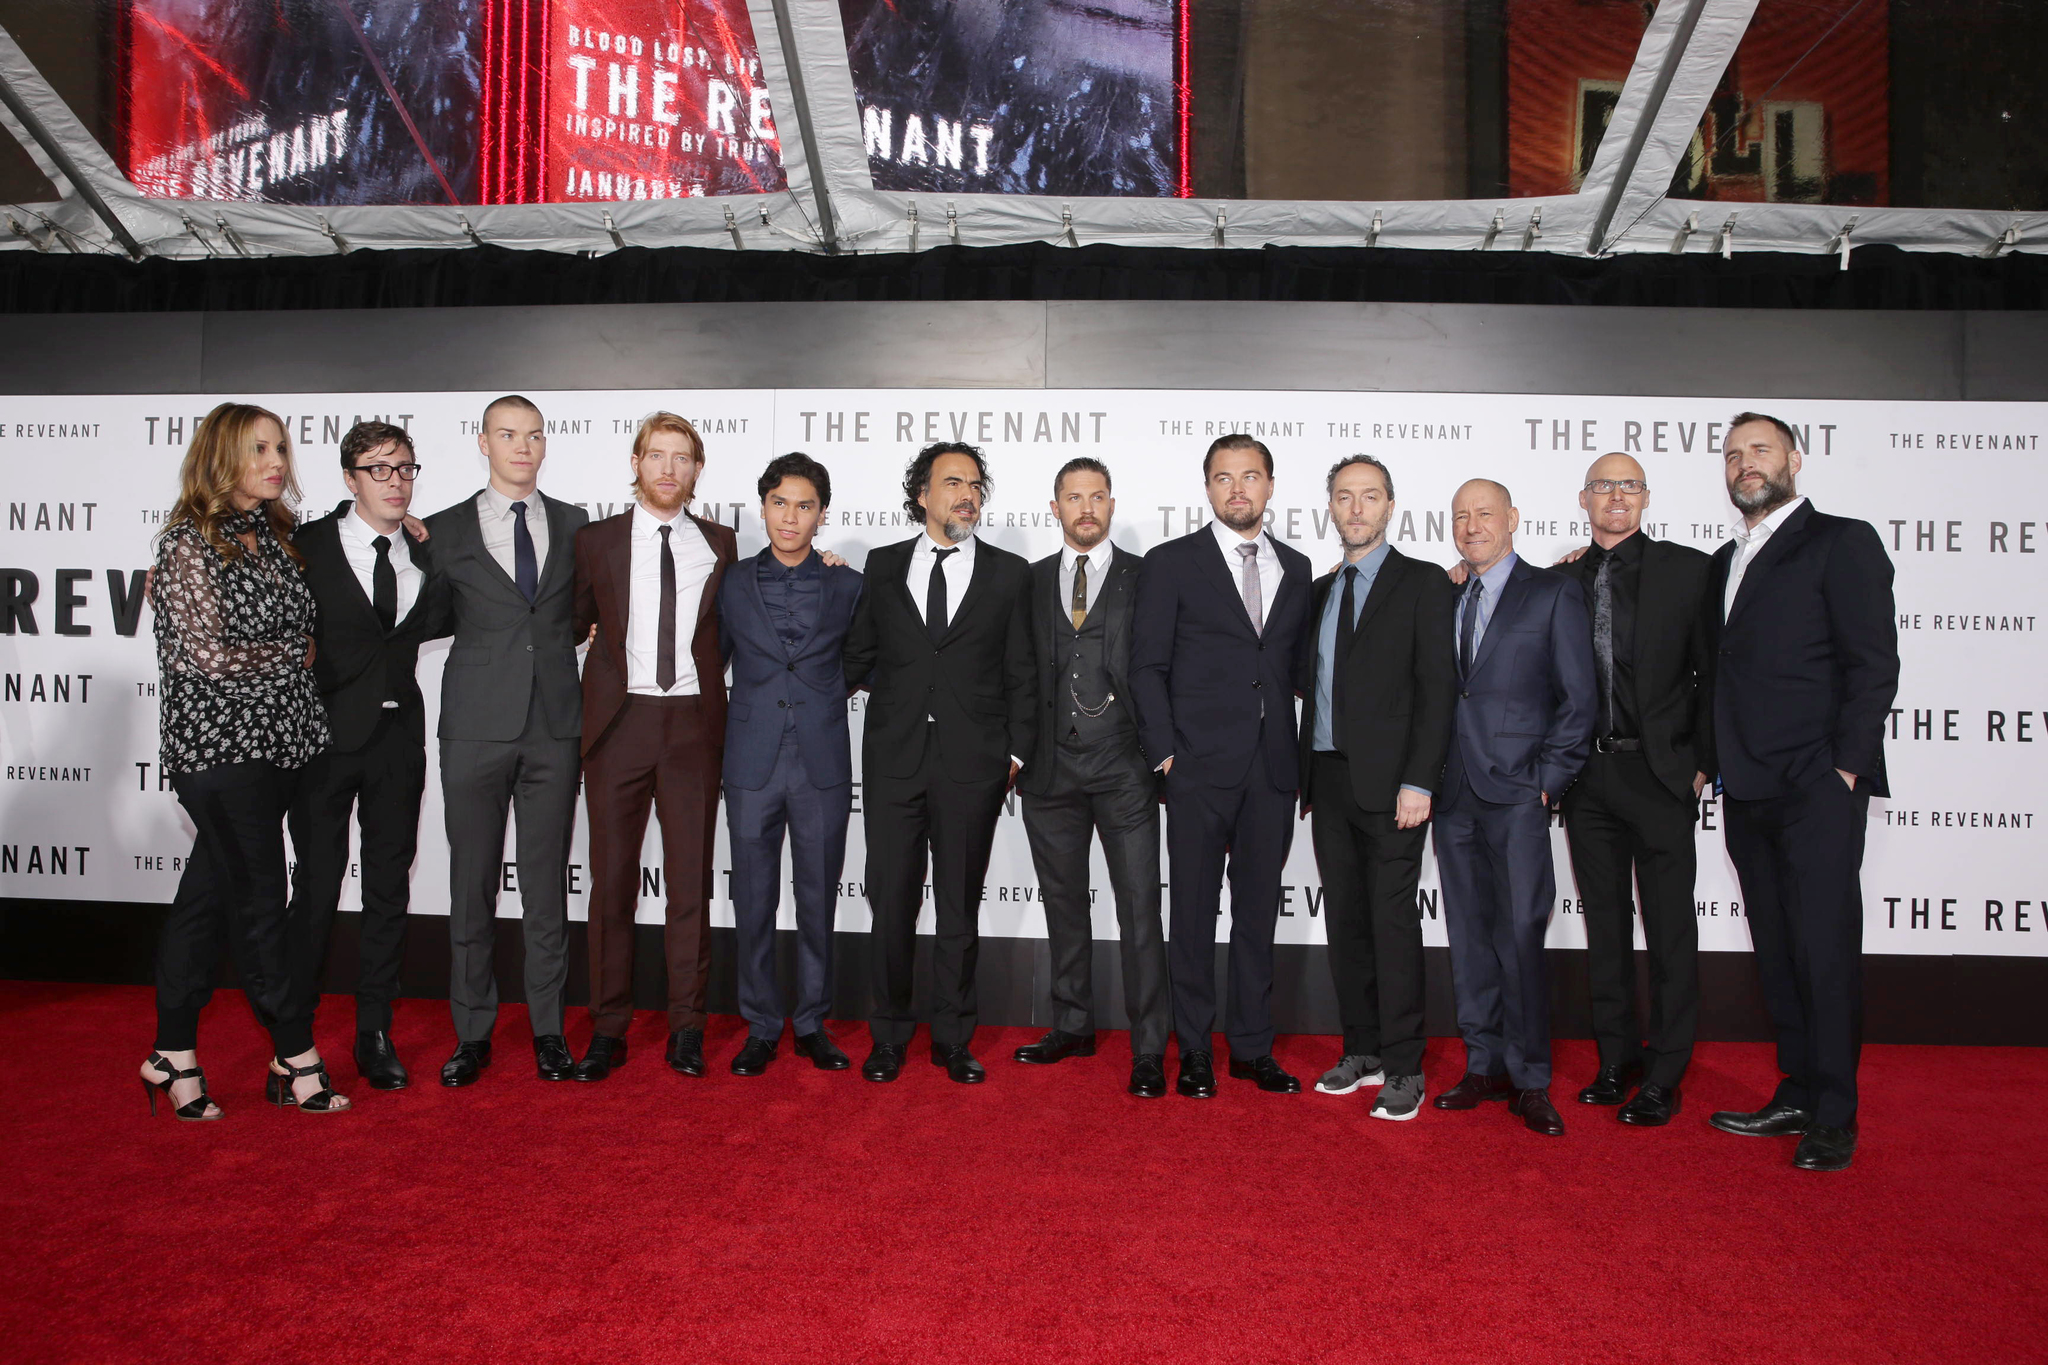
[758,549,823,654]
[1578,531,1643,740]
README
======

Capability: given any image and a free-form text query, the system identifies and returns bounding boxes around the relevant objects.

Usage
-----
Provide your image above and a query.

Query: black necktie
[656,523,677,692]
[927,546,959,646]
[1331,564,1357,742]
[1460,578,1483,675]
[371,534,397,632]
[511,500,538,604]
[1592,549,1616,735]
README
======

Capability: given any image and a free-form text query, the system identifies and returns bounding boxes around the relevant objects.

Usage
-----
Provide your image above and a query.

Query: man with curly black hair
[843,442,1037,1084]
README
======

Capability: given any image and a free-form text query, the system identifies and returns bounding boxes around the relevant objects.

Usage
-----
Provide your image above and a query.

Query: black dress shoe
[794,1031,852,1070]
[1432,1071,1512,1109]
[573,1035,626,1082]
[1228,1055,1302,1093]
[354,1031,408,1090]
[862,1042,906,1083]
[1509,1087,1567,1136]
[931,1043,986,1084]
[439,1040,491,1088]
[1792,1124,1857,1172]
[731,1037,777,1076]
[1618,1082,1680,1126]
[1577,1058,1645,1105]
[1013,1030,1097,1064]
[534,1034,575,1081]
[1177,1051,1217,1098]
[1129,1054,1167,1098]
[666,1027,707,1078]
[1709,1101,1813,1137]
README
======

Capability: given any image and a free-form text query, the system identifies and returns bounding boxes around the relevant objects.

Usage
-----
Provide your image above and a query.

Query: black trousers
[1309,752,1428,1076]
[1021,736,1170,1057]
[1562,750,1700,1088]
[156,759,311,1057]
[1723,770,1870,1129]
[864,723,1008,1051]
[1165,741,1295,1059]
[285,710,426,1036]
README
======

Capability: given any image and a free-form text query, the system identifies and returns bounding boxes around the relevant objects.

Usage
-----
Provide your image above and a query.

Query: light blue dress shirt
[1313,542,1429,797]
[1462,551,1519,664]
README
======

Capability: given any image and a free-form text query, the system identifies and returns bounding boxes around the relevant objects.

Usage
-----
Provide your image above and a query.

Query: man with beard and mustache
[1130,434,1313,1099]
[1295,456,1456,1122]
[1706,413,1897,1172]
[1556,453,1716,1129]
[842,442,1036,1085]
[568,413,737,1082]
[1012,458,1171,1098]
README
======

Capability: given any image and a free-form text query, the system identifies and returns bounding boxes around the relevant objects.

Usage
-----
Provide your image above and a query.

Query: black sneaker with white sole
[1314,1054,1386,1095]
[1370,1073,1426,1121]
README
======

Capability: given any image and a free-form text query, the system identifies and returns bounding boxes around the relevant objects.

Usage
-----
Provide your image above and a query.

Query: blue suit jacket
[1444,556,1597,805]
[718,550,864,790]
[1130,527,1313,789]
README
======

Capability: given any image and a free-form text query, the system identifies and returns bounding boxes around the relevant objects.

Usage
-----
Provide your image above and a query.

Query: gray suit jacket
[424,489,589,742]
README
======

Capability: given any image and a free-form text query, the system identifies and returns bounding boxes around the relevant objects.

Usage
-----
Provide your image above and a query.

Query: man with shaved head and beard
[1432,477,1595,1137]
[1705,413,1896,1173]
[1558,453,1717,1128]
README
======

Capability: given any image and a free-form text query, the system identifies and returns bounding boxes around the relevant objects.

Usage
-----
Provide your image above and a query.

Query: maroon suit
[572,509,736,1036]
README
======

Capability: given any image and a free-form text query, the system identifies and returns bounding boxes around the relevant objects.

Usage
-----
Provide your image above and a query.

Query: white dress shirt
[907,530,977,626]
[338,508,422,710]
[1059,540,1111,620]
[1210,517,1280,627]
[626,503,718,696]
[478,484,550,584]
[1723,496,1807,620]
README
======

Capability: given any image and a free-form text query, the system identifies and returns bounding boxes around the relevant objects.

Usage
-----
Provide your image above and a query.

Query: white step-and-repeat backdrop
[1,389,2040,957]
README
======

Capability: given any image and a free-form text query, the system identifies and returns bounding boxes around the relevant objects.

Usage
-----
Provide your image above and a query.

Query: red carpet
[2,981,2043,1365]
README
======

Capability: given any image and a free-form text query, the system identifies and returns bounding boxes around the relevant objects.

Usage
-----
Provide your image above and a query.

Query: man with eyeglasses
[1557,453,1716,1128]
[284,420,450,1090]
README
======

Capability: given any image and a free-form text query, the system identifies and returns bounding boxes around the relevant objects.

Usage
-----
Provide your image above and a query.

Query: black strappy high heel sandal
[266,1056,351,1114]
[141,1053,222,1121]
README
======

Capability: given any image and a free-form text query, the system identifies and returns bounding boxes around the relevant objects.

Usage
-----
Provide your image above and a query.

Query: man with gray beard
[1706,412,1897,1173]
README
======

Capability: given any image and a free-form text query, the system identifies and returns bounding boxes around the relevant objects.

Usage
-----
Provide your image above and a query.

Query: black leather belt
[1594,737,1642,753]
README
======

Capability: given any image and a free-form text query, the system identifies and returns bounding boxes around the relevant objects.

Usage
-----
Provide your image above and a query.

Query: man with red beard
[570,413,737,1082]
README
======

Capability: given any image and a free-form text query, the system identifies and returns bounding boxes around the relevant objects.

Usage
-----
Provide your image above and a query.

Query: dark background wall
[3,269,2044,1045]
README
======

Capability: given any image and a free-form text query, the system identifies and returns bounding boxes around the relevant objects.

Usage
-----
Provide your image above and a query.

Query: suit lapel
[1196,529,1261,638]
[1468,559,1531,678]
[606,515,632,660]
[1346,548,1403,642]
[1727,501,1812,626]
[1101,549,1139,660]
[1033,554,1059,660]
[460,494,525,600]
[940,542,995,644]
[537,494,576,598]
[688,515,725,634]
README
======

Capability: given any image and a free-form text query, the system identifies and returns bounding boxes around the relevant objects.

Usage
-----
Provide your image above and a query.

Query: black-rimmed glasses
[350,463,421,482]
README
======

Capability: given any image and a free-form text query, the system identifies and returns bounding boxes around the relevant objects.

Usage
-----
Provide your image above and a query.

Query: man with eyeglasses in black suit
[285,421,449,1090]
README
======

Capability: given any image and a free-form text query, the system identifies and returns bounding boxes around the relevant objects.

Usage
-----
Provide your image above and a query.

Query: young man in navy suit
[1431,478,1596,1137]
[719,453,864,1077]
[1130,433,1314,1099]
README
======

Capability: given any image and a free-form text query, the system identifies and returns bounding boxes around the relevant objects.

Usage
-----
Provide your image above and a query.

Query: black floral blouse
[151,509,330,775]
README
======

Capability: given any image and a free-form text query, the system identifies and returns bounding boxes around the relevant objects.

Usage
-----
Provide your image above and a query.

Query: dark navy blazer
[1444,555,1598,805]
[718,549,864,791]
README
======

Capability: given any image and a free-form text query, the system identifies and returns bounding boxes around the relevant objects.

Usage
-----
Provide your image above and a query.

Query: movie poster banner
[1,389,2040,958]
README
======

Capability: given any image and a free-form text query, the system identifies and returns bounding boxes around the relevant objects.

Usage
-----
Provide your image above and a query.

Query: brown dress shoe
[1432,1071,1513,1110]
[1509,1087,1566,1136]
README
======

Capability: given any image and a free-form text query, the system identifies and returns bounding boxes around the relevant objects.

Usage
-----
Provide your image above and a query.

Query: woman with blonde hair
[139,402,347,1119]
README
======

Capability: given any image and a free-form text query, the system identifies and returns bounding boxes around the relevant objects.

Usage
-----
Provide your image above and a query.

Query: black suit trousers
[1165,741,1295,1059]
[1723,771,1869,1128]
[285,709,426,1035]
[1021,737,1170,1056]
[1562,751,1699,1087]
[864,722,1007,1050]
[1309,752,1428,1075]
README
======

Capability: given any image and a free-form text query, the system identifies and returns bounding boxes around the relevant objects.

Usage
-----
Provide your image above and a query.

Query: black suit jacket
[1564,534,1718,803]
[842,535,1037,785]
[1129,527,1313,789]
[1018,542,1142,798]
[293,502,451,752]
[1297,545,1457,813]
[1710,501,1898,800]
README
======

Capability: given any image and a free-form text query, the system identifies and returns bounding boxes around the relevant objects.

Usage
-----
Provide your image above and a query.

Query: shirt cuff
[1399,784,1432,797]
[1155,757,1172,772]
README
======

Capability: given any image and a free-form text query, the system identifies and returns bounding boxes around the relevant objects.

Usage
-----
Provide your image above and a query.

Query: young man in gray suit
[427,395,590,1087]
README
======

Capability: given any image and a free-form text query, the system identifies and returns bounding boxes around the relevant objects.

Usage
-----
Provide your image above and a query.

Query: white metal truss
[2,0,2042,260]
